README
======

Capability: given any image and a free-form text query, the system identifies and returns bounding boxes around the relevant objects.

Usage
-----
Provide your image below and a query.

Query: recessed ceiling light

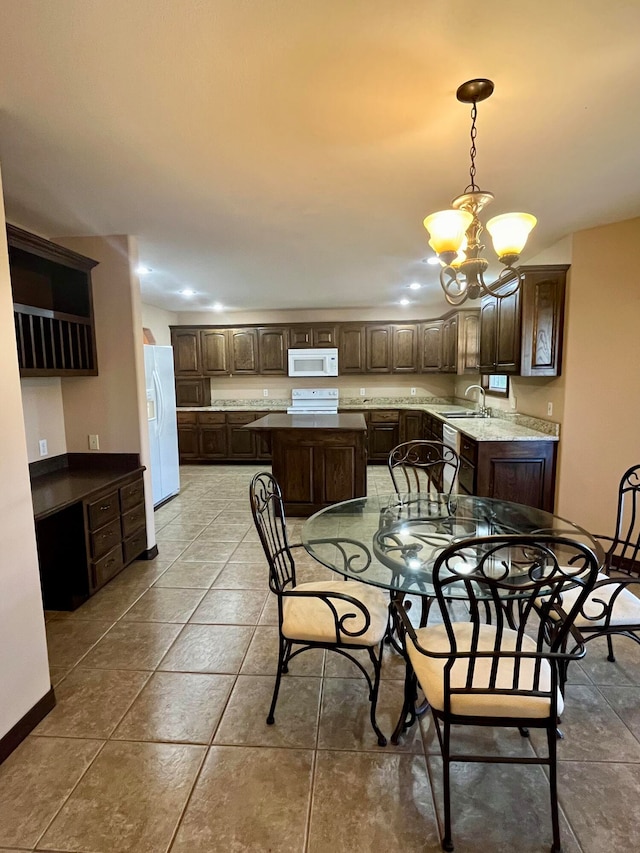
[399,298,410,306]
[212,302,224,312]
[136,265,152,275]
[180,288,196,297]
[408,282,422,290]
[426,257,440,266]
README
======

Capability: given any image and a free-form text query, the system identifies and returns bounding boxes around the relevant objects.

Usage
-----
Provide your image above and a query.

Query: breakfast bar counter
[246,413,367,515]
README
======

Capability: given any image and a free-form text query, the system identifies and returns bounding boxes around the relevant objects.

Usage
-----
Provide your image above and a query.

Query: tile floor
[1,464,640,852]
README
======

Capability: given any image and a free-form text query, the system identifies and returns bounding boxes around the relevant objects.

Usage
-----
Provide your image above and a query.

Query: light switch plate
[38,439,48,456]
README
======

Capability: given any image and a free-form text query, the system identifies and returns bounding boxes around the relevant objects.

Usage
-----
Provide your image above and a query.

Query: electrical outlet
[547,402,553,416]
[38,438,48,457]
[263,389,269,397]
[359,388,366,396]
[88,434,100,451]
[410,387,417,396]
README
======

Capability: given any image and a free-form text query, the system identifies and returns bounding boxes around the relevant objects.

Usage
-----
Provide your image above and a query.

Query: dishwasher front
[441,422,461,494]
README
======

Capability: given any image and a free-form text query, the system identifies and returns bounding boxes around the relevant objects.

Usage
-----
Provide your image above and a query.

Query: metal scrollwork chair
[544,464,640,664]
[392,534,599,853]
[388,439,461,499]
[250,472,389,746]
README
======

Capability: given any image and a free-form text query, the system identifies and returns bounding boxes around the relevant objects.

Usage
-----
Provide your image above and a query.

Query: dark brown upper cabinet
[339,324,367,373]
[420,321,443,372]
[229,328,259,374]
[8,224,99,376]
[366,325,392,373]
[392,324,419,373]
[172,329,201,375]
[258,327,288,374]
[479,265,567,376]
[289,325,337,348]
[200,329,230,375]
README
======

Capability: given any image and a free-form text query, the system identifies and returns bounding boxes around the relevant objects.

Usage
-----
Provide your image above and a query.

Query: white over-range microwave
[287,348,339,377]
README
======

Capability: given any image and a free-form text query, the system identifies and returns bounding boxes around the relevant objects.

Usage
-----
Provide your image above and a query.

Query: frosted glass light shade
[486,212,537,258]
[423,209,473,255]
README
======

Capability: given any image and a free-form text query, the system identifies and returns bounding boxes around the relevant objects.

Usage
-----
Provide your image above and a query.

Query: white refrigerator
[144,345,180,507]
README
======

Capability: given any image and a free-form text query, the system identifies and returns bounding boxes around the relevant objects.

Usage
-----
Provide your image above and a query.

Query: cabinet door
[339,325,366,373]
[230,328,259,374]
[495,289,521,373]
[520,266,567,377]
[366,325,392,373]
[199,425,227,458]
[458,311,480,374]
[440,317,458,373]
[258,327,288,374]
[200,329,229,375]
[312,325,337,347]
[289,326,313,348]
[172,329,201,375]
[178,426,200,459]
[368,423,400,460]
[226,413,258,458]
[175,379,208,408]
[420,321,442,372]
[479,298,498,373]
[392,325,419,373]
[401,411,423,443]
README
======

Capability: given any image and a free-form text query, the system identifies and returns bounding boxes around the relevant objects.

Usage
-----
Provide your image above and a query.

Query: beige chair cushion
[281,581,389,646]
[407,622,563,718]
[552,573,640,628]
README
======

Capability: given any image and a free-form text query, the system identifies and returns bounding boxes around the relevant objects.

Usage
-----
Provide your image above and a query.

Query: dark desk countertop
[246,413,367,431]
[31,455,144,520]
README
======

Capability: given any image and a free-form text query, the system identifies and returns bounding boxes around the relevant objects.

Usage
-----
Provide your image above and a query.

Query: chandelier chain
[467,101,478,193]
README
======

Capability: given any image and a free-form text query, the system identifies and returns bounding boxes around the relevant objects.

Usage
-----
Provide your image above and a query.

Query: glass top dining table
[301,493,605,599]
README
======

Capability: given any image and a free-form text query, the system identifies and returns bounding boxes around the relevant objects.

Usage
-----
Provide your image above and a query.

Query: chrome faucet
[465,384,488,417]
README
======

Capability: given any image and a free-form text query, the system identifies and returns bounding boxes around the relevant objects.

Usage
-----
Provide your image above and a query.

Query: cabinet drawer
[87,490,120,530]
[458,457,475,494]
[91,544,124,590]
[123,527,147,564]
[122,503,146,537]
[120,478,144,512]
[198,412,226,425]
[90,517,122,559]
[460,436,478,465]
[369,410,400,423]
[177,411,197,424]
[226,412,257,424]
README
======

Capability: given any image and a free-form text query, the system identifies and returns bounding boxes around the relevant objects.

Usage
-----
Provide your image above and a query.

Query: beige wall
[141,302,177,347]
[0,165,51,740]
[21,378,67,463]
[556,217,640,535]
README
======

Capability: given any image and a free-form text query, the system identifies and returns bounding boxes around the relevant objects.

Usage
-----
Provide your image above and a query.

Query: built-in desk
[30,454,149,610]
[246,414,367,516]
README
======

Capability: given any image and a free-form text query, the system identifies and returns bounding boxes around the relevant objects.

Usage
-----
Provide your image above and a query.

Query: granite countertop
[178,397,559,442]
[246,413,367,431]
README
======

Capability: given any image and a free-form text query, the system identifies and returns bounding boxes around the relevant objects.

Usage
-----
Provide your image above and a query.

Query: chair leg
[392,660,417,744]
[607,634,616,662]
[367,643,387,747]
[546,722,562,853]
[441,718,454,852]
[267,635,288,725]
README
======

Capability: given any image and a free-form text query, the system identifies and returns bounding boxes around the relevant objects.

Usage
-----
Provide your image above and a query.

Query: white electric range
[287,388,339,414]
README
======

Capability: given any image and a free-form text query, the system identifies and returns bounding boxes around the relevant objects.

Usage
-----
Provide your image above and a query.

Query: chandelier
[423,79,537,305]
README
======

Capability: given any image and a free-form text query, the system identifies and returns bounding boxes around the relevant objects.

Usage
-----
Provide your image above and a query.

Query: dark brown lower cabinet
[458,434,557,512]
[226,413,258,458]
[367,410,400,460]
[400,411,424,443]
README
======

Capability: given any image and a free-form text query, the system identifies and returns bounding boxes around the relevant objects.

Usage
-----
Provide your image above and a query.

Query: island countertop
[246,413,367,431]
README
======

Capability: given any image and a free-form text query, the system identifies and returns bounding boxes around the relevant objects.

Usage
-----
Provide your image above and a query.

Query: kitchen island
[246,413,367,515]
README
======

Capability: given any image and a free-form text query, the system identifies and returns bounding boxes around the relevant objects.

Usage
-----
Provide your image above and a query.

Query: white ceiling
[1,0,639,315]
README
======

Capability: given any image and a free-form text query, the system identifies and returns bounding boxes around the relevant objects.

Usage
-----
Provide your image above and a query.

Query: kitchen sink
[440,411,490,419]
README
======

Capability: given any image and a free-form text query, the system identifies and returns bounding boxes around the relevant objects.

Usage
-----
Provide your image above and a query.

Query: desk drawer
[120,477,144,512]
[123,527,147,563]
[122,503,146,537]
[90,517,122,559]
[87,490,120,530]
[91,544,124,590]
[198,412,225,425]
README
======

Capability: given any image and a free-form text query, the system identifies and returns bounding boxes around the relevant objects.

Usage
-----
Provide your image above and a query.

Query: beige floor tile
[61,585,146,623]
[155,521,208,540]
[179,540,238,562]
[79,622,183,670]
[170,745,313,853]
[189,588,268,624]
[107,560,169,589]
[214,674,321,748]
[0,736,102,849]
[38,741,205,853]
[427,755,581,853]
[158,623,253,673]
[227,541,267,562]
[121,587,207,623]
[33,668,150,738]
[258,594,279,625]
[45,620,113,668]
[152,561,225,589]
[153,540,192,562]
[308,751,437,853]
[112,672,234,744]
[598,685,640,737]
[240,627,325,676]
[203,521,252,540]
[579,636,640,686]
[48,665,70,686]
[211,562,268,590]
[558,760,640,853]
